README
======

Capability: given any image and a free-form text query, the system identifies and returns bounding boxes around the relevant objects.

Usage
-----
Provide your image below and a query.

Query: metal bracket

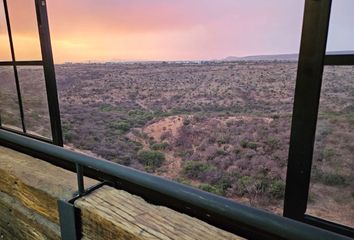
[58,182,106,240]
[58,200,81,240]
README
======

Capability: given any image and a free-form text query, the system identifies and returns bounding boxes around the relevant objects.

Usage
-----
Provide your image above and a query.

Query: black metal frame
[284,0,354,238]
[0,0,352,238]
[0,0,63,146]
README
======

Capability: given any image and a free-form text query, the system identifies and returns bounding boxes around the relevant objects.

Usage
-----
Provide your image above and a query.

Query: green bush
[312,167,347,186]
[269,180,285,199]
[214,175,233,193]
[137,150,165,171]
[109,121,130,133]
[235,176,254,195]
[321,148,336,161]
[62,124,74,142]
[322,173,346,186]
[182,161,213,179]
[174,177,192,185]
[240,140,258,150]
[151,142,170,151]
[198,183,224,196]
[99,104,115,112]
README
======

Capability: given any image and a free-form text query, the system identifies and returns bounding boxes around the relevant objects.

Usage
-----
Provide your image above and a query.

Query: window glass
[0,66,22,129]
[7,0,42,60]
[326,0,354,53]
[18,66,52,139]
[52,0,305,214]
[307,66,354,227]
[0,0,12,61]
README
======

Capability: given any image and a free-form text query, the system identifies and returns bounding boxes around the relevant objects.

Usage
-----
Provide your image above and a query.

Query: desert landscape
[0,61,353,226]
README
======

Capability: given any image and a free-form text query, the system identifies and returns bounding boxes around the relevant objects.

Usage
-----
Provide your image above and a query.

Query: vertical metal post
[58,200,80,240]
[3,0,26,133]
[284,0,332,219]
[34,0,63,146]
[76,163,85,196]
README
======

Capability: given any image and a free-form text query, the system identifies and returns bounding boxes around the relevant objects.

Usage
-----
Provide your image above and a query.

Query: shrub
[266,139,280,151]
[322,173,346,186]
[183,119,191,126]
[213,175,233,193]
[235,176,254,195]
[182,161,214,179]
[321,148,336,161]
[216,149,227,156]
[174,177,192,185]
[109,121,130,134]
[240,140,258,150]
[62,124,74,142]
[99,104,115,112]
[312,167,347,186]
[151,142,170,151]
[137,150,165,171]
[269,180,285,199]
[198,183,224,196]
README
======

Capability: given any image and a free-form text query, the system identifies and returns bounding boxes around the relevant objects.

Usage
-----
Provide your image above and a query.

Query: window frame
[283,0,354,237]
[0,0,63,146]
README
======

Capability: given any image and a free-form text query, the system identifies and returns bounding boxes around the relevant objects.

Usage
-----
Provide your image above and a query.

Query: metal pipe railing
[0,129,351,240]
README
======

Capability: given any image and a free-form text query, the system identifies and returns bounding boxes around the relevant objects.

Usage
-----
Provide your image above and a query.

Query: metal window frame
[0,0,352,238]
[0,0,63,146]
[283,0,354,238]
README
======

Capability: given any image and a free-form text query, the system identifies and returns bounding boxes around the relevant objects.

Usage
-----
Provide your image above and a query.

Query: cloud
[2,0,308,62]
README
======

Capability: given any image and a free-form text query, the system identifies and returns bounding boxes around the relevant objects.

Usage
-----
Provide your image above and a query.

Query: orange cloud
[1,0,307,63]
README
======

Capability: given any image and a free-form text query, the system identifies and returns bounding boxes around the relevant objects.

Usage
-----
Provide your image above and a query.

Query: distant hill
[223,51,354,62]
[223,54,298,62]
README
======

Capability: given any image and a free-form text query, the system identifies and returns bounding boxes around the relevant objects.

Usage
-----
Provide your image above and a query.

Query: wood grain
[76,185,243,240]
[0,191,59,240]
[0,146,97,223]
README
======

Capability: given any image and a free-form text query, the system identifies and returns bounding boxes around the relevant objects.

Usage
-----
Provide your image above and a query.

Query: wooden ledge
[76,185,243,240]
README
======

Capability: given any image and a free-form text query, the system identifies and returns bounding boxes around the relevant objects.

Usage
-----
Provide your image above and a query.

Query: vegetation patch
[240,140,258,150]
[182,161,215,180]
[151,142,170,151]
[198,183,224,196]
[109,121,131,134]
[137,150,165,172]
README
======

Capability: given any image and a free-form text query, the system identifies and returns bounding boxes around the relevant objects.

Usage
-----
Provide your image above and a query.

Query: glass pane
[0,66,22,129]
[307,66,354,227]
[326,0,354,53]
[57,62,297,214]
[54,0,305,214]
[7,0,42,60]
[18,66,51,139]
[0,1,11,61]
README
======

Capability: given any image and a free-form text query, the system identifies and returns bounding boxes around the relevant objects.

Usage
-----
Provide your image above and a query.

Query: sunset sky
[0,0,354,63]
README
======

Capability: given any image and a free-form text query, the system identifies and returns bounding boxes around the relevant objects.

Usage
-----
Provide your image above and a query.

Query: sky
[0,0,353,63]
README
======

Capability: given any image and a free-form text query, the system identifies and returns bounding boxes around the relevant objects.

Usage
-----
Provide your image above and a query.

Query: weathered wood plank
[0,146,97,224]
[0,191,60,240]
[76,185,243,240]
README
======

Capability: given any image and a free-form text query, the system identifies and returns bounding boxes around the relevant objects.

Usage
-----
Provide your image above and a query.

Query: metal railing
[0,129,351,240]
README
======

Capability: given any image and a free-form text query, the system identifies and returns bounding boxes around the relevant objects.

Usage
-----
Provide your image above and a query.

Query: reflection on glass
[18,66,51,139]
[0,1,12,61]
[0,66,22,129]
[327,0,354,52]
[307,66,354,227]
[7,0,41,60]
